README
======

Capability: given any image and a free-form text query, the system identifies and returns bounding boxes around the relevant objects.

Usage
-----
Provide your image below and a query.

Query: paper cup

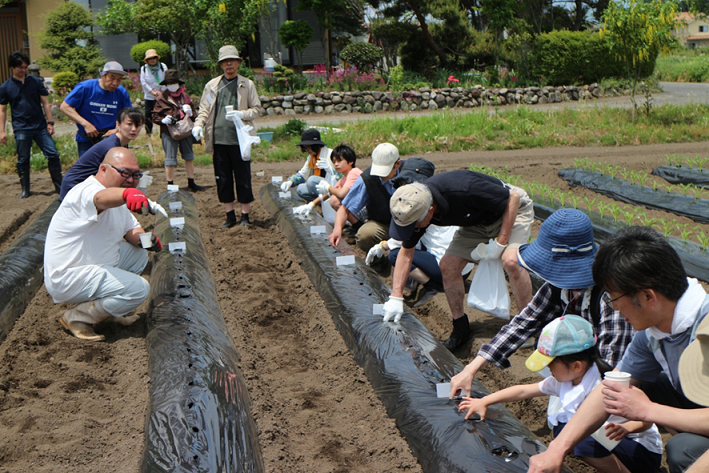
[604,371,631,387]
[139,232,153,249]
[590,422,621,451]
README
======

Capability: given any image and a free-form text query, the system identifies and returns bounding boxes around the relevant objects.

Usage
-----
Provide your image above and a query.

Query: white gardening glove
[226,110,244,121]
[161,115,174,125]
[280,181,293,192]
[315,180,331,196]
[382,296,404,323]
[365,242,386,266]
[182,104,192,117]
[192,126,203,141]
[470,238,507,261]
[316,155,331,170]
[293,202,315,215]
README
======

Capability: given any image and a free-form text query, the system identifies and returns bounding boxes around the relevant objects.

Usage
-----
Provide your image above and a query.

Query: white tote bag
[231,113,261,161]
[467,259,510,319]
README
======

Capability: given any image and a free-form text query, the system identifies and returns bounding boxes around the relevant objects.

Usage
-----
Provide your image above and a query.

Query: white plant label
[278,191,291,198]
[310,225,326,234]
[436,383,467,399]
[373,304,384,315]
[168,242,186,254]
[169,217,185,229]
[168,201,182,212]
[336,255,355,266]
[167,184,179,192]
[272,176,283,183]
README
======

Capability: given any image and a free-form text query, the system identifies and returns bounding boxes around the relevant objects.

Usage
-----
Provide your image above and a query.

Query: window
[700,25,708,32]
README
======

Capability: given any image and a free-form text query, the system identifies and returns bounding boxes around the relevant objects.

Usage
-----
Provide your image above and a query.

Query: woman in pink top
[292,145,362,220]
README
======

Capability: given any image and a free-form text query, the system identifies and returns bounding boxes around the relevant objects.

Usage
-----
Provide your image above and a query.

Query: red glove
[122,188,149,214]
[148,234,162,252]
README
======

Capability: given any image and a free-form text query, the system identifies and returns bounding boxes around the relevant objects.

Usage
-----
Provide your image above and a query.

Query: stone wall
[259,83,614,116]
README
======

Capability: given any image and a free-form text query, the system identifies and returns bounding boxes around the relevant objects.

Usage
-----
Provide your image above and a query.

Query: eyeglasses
[608,292,629,304]
[105,163,143,180]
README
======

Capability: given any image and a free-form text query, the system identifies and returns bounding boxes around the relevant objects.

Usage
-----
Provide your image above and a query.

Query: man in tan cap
[139,48,167,136]
[193,45,263,228]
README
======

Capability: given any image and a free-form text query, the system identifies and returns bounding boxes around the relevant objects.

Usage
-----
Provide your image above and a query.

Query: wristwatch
[47,121,55,125]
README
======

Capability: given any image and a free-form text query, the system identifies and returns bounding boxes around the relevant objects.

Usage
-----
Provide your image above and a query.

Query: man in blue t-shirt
[60,61,132,157]
[0,51,62,198]
[59,106,144,200]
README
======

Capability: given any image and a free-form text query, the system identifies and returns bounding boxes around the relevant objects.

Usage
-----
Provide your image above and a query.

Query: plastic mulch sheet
[559,168,709,224]
[0,199,59,344]
[652,165,709,188]
[261,184,567,473]
[533,199,709,283]
[142,190,264,473]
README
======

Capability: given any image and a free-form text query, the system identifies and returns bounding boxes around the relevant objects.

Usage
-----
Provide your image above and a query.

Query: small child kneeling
[459,315,663,473]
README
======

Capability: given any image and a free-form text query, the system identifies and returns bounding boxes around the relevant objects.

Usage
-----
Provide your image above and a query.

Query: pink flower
[447,75,459,84]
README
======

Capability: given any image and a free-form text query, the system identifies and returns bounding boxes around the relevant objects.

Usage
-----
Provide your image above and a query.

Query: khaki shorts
[445,185,534,261]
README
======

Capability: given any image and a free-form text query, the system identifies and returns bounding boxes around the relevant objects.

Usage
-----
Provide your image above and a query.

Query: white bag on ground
[230,113,261,161]
[467,259,510,319]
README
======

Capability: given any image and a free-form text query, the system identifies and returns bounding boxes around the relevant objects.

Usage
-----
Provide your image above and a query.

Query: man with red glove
[44,148,160,341]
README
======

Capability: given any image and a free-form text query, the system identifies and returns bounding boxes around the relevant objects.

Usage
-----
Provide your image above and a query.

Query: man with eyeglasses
[529,226,709,473]
[44,147,161,342]
[0,50,63,198]
[60,61,132,158]
[59,106,144,200]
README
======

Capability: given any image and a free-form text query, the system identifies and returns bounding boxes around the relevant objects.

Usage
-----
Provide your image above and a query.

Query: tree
[37,0,104,78]
[600,0,679,119]
[98,0,267,73]
[296,0,365,70]
[278,20,314,73]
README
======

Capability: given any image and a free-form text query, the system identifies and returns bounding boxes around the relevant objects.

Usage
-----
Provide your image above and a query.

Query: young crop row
[471,164,709,251]
[571,158,709,199]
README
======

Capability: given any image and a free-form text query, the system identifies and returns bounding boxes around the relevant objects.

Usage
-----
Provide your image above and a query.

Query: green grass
[655,51,709,82]
[3,103,709,173]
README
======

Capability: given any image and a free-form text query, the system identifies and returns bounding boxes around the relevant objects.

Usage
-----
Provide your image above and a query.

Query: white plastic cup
[591,421,621,451]
[139,232,153,249]
[225,105,234,114]
[604,371,631,387]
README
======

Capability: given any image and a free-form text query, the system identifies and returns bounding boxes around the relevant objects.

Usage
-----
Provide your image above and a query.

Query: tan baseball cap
[144,49,160,62]
[679,315,709,407]
[389,182,432,240]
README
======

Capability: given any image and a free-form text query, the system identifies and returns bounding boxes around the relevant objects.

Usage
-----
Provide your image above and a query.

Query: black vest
[361,163,401,225]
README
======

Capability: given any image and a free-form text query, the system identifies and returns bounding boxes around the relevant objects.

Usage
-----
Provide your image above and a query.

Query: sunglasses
[106,163,143,180]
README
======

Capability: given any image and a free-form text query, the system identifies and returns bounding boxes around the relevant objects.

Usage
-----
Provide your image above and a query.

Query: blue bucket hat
[517,209,597,290]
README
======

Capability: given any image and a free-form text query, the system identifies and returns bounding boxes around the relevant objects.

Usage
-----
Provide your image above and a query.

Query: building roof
[687,34,709,41]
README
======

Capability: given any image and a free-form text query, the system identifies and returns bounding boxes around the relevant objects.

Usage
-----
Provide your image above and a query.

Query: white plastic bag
[321,198,336,225]
[231,113,261,161]
[467,259,510,319]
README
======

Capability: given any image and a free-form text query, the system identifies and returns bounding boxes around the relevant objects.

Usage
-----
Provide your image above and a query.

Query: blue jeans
[14,128,60,173]
[296,175,326,201]
[77,140,93,158]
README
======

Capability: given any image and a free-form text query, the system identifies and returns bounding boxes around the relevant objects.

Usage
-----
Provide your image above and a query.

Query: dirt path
[0,139,705,472]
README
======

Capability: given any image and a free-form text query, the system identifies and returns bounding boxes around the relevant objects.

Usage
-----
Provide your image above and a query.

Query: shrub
[339,43,384,72]
[283,118,307,137]
[130,40,171,65]
[52,71,79,90]
[530,30,657,86]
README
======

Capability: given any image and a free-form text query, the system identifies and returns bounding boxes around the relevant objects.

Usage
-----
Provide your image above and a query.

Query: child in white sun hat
[459,315,662,473]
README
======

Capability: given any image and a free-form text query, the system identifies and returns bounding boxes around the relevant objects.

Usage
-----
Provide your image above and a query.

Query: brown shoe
[114,314,140,326]
[59,315,105,341]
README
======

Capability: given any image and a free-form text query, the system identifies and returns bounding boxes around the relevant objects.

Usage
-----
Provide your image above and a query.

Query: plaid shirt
[478,282,634,369]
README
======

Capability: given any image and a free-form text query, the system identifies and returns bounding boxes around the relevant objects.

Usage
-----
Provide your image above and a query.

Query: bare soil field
[1,138,706,472]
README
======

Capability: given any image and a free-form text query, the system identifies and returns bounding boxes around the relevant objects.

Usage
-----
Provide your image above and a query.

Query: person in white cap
[529,226,709,473]
[193,45,263,228]
[60,61,133,157]
[44,148,161,342]
[327,142,403,252]
[385,170,534,351]
[680,316,709,473]
[139,48,167,136]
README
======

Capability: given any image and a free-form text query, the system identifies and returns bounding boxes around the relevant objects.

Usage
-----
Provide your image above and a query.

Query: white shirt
[44,176,140,302]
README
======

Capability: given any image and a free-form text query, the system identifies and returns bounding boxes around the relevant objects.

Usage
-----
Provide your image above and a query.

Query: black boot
[239,213,251,226]
[442,314,470,351]
[48,164,63,194]
[219,210,237,229]
[18,171,30,199]
[188,178,205,192]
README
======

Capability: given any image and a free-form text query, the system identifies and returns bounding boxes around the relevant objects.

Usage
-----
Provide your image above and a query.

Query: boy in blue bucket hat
[450,208,634,401]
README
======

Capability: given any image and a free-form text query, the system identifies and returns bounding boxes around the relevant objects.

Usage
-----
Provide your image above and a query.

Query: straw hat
[144,49,160,62]
[679,316,709,407]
